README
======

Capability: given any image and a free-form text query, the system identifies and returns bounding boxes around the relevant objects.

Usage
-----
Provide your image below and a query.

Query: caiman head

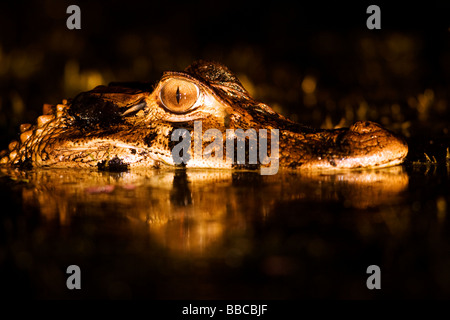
[0,60,408,171]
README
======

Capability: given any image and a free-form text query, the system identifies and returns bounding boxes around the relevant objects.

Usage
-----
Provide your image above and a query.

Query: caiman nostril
[349,121,383,134]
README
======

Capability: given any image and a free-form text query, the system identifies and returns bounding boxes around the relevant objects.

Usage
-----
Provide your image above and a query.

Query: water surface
[1,164,449,299]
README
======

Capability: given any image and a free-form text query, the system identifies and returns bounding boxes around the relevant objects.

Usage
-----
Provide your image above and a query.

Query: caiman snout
[341,121,408,169]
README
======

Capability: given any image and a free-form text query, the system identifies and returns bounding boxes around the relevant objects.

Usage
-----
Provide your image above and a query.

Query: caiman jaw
[45,139,174,169]
[286,121,409,170]
[340,121,409,169]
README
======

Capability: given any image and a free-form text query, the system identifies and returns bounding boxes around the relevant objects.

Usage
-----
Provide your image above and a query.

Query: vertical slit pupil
[176,86,181,104]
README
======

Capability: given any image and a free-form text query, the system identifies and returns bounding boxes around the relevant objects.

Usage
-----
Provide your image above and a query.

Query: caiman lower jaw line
[57,141,148,153]
[55,141,171,165]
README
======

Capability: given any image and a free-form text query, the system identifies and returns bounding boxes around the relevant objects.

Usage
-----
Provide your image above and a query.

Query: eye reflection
[176,86,181,104]
[160,78,199,113]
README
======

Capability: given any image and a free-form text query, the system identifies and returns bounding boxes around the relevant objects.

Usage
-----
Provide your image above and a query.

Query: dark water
[1,163,449,299]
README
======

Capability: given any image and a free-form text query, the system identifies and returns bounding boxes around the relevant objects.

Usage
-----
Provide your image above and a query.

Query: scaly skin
[0,61,408,171]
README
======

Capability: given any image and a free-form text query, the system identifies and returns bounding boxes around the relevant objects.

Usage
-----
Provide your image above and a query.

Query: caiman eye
[160,78,199,113]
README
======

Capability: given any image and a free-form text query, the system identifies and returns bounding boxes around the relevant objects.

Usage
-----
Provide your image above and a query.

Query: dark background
[1,0,450,162]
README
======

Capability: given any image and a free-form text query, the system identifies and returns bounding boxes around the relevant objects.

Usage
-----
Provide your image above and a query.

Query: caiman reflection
[1,167,408,254]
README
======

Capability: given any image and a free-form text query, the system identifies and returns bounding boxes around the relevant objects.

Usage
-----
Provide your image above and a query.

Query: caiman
[0,60,408,172]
